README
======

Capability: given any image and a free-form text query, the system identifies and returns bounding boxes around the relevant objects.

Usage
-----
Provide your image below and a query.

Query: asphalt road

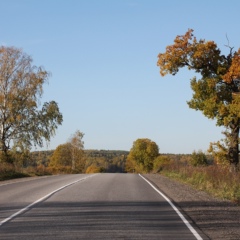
[0,173,207,239]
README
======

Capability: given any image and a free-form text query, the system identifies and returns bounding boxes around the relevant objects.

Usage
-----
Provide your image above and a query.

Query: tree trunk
[0,129,11,164]
[0,143,10,163]
[228,122,239,172]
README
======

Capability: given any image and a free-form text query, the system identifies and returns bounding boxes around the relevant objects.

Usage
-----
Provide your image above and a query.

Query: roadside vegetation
[125,138,240,204]
[0,147,128,180]
[155,155,240,205]
[0,140,239,204]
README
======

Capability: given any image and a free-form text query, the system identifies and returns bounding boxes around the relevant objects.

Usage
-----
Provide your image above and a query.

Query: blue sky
[1,0,239,153]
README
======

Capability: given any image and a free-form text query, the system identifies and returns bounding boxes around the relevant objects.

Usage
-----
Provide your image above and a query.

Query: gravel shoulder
[144,173,240,240]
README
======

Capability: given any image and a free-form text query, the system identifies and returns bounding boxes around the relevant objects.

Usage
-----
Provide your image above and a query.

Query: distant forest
[29,150,196,173]
[30,149,129,173]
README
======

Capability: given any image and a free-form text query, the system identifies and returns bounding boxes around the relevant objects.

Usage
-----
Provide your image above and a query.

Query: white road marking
[139,174,203,240]
[0,174,96,227]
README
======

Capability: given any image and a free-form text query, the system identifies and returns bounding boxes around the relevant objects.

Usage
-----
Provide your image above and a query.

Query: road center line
[0,174,97,227]
[139,174,203,240]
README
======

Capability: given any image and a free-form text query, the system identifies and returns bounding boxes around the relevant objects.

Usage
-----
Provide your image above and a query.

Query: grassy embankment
[158,162,240,204]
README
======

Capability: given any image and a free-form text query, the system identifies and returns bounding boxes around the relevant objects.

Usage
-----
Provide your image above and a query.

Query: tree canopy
[0,46,63,162]
[157,29,240,169]
[49,130,85,173]
[68,130,85,171]
[126,138,159,173]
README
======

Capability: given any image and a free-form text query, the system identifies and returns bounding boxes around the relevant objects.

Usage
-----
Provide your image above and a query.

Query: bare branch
[224,33,234,56]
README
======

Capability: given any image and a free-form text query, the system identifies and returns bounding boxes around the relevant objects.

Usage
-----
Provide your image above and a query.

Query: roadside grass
[0,163,86,181]
[0,163,54,181]
[0,163,30,181]
[160,162,240,204]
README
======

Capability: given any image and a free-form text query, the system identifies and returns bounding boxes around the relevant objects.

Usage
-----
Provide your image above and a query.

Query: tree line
[11,137,212,175]
[27,146,129,174]
[125,138,214,174]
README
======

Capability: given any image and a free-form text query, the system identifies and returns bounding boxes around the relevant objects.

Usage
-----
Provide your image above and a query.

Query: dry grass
[0,162,30,181]
[161,162,240,204]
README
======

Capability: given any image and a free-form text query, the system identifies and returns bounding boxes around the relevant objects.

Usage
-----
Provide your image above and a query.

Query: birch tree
[0,46,63,162]
[49,130,85,173]
[68,130,85,171]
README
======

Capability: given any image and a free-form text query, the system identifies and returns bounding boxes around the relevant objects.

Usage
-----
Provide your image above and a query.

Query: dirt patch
[144,173,240,240]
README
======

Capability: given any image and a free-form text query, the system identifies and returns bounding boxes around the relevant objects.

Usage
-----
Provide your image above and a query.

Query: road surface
[0,173,208,239]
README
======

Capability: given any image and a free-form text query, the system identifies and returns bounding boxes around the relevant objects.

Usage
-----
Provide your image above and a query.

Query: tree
[0,46,63,163]
[190,150,208,167]
[125,155,136,173]
[208,138,229,166]
[49,130,85,173]
[68,130,85,171]
[49,143,72,169]
[127,138,159,173]
[153,155,171,172]
[157,29,240,170]
[85,164,104,173]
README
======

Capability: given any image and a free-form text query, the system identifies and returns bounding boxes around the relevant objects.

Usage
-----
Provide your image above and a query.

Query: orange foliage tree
[157,29,240,170]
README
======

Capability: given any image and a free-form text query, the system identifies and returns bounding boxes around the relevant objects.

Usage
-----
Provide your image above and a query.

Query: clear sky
[1,0,239,153]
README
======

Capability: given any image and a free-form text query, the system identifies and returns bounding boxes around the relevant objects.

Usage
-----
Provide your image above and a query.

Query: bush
[0,162,29,181]
[190,150,208,166]
[153,155,171,173]
[85,165,104,173]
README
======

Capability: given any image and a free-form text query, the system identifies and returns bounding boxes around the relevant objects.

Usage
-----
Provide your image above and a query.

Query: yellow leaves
[157,29,194,76]
[222,49,240,83]
[157,29,224,78]
[85,164,103,173]
[229,94,240,118]
[192,41,217,59]
[208,141,229,166]
[127,138,159,173]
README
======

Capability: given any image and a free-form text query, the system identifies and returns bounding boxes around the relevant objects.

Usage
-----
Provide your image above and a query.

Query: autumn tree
[190,150,208,167]
[49,130,85,173]
[157,29,240,170]
[126,138,159,173]
[0,46,63,163]
[68,130,85,171]
[49,143,72,170]
[125,155,136,173]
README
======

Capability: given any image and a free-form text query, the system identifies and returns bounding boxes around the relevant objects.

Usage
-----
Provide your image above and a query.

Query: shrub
[0,162,29,180]
[153,155,171,173]
[85,165,104,173]
[190,150,208,166]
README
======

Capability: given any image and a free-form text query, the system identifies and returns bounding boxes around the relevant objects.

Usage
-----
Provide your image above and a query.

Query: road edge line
[139,174,203,240]
[0,174,97,227]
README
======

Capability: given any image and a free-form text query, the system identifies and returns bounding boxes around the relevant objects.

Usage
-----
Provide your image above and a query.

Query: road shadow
[0,201,208,240]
